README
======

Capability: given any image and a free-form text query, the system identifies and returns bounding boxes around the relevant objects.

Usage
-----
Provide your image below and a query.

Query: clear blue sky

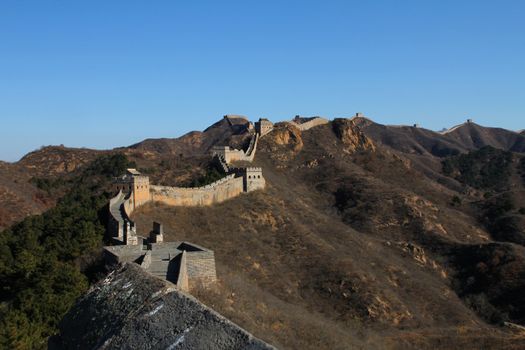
[1,1,524,161]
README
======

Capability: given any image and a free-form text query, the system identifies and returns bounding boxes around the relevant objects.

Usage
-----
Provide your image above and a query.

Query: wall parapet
[123,196,133,218]
[108,191,133,243]
[185,250,217,289]
[150,175,244,207]
[141,250,152,269]
[151,174,236,193]
[177,250,189,291]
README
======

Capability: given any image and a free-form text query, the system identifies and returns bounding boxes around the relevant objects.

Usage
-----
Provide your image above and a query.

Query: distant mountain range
[353,117,525,156]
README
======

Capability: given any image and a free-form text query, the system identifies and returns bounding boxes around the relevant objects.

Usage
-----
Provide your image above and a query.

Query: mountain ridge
[0,115,522,231]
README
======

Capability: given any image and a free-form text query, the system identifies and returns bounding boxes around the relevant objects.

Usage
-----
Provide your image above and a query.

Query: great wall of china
[104,115,333,292]
[287,115,329,131]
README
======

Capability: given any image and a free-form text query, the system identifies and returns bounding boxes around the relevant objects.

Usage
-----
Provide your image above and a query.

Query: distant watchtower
[243,167,265,192]
[255,118,273,137]
[113,169,150,210]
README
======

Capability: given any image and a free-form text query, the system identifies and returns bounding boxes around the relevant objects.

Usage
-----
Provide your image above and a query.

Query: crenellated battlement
[152,174,237,192]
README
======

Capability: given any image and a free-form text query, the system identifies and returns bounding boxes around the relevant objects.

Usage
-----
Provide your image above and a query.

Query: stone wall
[177,251,189,292]
[255,118,273,137]
[288,116,329,131]
[140,250,152,269]
[245,133,258,159]
[244,167,265,192]
[185,250,217,288]
[150,174,244,207]
[113,174,150,210]
[131,176,151,209]
[211,134,258,163]
[214,154,230,173]
[108,191,127,239]
[108,190,142,245]
[103,244,144,265]
[123,196,133,218]
[230,167,265,192]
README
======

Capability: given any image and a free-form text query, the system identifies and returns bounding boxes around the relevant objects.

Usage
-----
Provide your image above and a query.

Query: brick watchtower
[113,169,151,210]
[255,118,273,137]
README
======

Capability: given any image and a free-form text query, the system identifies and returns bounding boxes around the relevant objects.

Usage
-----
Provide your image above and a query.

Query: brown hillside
[17,145,105,177]
[0,146,108,229]
[443,122,525,153]
[132,122,525,349]
[0,161,52,231]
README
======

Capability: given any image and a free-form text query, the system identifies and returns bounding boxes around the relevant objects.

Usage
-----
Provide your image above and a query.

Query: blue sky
[0,1,524,161]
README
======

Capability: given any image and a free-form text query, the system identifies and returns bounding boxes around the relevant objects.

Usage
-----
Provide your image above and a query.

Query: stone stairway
[147,259,170,279]
[216,154,230,173]
[147,255,179,282]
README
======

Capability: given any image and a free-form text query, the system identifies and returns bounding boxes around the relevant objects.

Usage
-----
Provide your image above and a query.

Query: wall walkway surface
[185,250,217,288]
